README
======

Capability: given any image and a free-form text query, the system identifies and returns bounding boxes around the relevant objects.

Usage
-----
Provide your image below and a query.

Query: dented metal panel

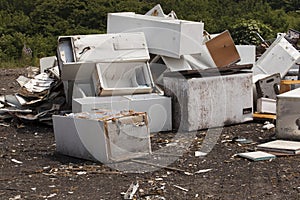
[53,110,151,163]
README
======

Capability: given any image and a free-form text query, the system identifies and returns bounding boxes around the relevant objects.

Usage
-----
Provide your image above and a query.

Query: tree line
[0,0,299,66]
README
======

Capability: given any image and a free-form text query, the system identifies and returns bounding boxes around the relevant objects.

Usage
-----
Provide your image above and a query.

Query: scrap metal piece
[23,72,54,93]
[15,104,61,121]
[5,94,22,108]
[47,66,60,79]
[0,95,5,103]
[16,76,30,87]
[18,86,49,99]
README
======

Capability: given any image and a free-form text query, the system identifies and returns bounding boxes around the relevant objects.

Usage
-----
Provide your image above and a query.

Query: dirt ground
[1,68,300,200]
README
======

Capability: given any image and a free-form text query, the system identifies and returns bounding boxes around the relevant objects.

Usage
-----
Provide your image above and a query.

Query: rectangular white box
[276,88,300,140]
[72,94,172,133]
[107,12,204,58]
[124,94,172,132]
[257,97,276,114]
[53,111,151,163]
[253,35,300,78]
[72,96,129,113]
[92,62,154,96]
[164,71,253,131]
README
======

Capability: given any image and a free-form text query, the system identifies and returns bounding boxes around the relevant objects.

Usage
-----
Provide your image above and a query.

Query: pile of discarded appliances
[0,4,299,163]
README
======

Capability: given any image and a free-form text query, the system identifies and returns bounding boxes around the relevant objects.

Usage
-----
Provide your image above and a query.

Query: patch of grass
[0,59,38,69]
[0,60,23,68]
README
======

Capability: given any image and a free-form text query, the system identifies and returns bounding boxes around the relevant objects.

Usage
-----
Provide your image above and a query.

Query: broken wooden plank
[253,112,276,120]
[280,80,300,93]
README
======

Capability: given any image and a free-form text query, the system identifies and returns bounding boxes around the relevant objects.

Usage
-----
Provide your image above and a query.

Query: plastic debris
[195,169,212,174]
[0,65,65,125]
[0,123,10,127]
[145,195,166,200]
[232,137,254,144]
[256,140,300,155]
[262,121,275,130]
[123,181,139,199]
[195,151,207,157]
[9,195,21,200]
[11,159,23,164]
[76,171,87,175]
[237,151,276,161]
[173,185,189,192]
[184,172,193,176]
[43,193,57,199]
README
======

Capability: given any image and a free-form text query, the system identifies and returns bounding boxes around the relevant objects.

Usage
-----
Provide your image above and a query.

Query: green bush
[0,0,299,67]
[229,19,274,45]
